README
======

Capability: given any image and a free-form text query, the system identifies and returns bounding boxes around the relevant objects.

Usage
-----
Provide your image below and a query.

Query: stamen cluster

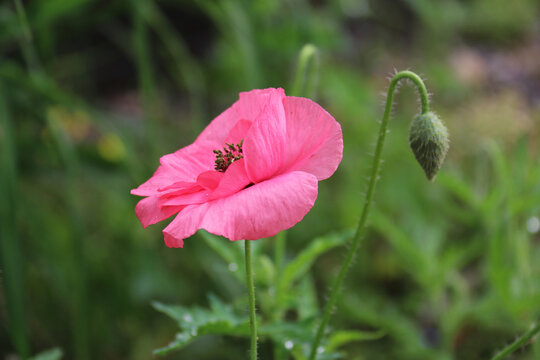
[213,140,244,172]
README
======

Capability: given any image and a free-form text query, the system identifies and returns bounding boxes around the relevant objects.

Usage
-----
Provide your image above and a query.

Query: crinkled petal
[243,89,287,183]
[158,181,199,193]
[131,165,180,197]
[135,196,184,228]
[162,171,318,246]
[197,171,224,190]
[282,96,343,180]
[225,119,252,144]
[163,203,209,248]
[159,141,217,181]
[132,142,217,197]
[159,190,210,206]
[209,159,251,200]
[195,89,283,145]
[164,232,184,248]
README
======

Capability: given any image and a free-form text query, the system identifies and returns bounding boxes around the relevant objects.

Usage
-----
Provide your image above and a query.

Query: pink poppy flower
[131,88,343,247]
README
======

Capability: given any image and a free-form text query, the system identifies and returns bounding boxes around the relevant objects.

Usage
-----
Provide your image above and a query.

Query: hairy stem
[308,70,430,360]
[492,322,540,360]
[273,231,286,360]
[245,240,258,360]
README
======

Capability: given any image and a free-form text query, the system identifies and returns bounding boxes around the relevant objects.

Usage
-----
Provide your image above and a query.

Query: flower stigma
[213,140,244,172]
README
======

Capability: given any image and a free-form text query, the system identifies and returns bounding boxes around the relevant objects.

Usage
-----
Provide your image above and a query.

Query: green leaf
[260,318,317,343]
[199,230,243,267]
[296,275,319,320]
[151,295,249,356]
[260,320,349,359]
[29,348,63,360]
[256,254,276,286]
[279,231,349,294]
[436,171,478,208]
[326,329,386,352]
[370,211,428,283]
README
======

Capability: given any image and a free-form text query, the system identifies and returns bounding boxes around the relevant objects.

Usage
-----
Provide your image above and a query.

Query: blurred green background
[1,0,540,359]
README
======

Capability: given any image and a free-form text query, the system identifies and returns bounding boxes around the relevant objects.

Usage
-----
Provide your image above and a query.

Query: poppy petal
[282,96,343,180]
[162,171,318,246]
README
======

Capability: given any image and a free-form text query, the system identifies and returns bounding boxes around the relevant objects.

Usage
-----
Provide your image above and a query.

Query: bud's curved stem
[389,70,430,115]
[308,70,431,360]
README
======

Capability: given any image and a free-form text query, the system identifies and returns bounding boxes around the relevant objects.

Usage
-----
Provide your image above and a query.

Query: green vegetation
[1,0,539,359]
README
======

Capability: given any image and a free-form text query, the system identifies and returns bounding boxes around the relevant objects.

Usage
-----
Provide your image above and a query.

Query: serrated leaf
[152,334,188,356]
[326,329,386,352]
[260,318,317,343]
[260,319,344,359]
[291,347,341,360]
[29,348,63,360]
[152,295,250,356]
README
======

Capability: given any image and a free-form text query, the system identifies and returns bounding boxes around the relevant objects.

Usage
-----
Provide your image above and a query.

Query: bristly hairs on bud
[409,112,449,180]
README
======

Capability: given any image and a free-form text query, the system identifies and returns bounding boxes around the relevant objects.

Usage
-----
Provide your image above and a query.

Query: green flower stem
[492,322,540,360]
[245,240,258,360]
[308,70,430,360]
[273,231,286,360]
[269,44,320,360]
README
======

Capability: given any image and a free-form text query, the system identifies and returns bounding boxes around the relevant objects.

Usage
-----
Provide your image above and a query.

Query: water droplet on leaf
[526,216,540,233]
[228,263,238,272]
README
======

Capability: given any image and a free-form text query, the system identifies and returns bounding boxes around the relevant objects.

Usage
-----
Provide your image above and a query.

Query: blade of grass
[46,111,89,360]
[11,1,90,356]
[197,0,261,88]
[0,81,30,358]
[290,44,320,99]
[13,0,42,77]
[143,2,206,134]
[132,0,159,160]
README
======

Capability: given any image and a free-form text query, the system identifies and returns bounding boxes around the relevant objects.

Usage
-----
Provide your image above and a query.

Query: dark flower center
[213,140,244,172]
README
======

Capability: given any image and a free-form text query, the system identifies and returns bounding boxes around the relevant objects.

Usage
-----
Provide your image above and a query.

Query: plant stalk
[245,240,258,360]
[492,322,540,360]
[308,70,430,359]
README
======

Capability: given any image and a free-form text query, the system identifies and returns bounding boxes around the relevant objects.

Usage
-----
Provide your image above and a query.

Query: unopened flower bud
[408,112,449,181]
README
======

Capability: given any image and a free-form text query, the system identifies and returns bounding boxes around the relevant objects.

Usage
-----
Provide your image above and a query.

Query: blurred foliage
[28,348,63,360]
[1,0,540,359]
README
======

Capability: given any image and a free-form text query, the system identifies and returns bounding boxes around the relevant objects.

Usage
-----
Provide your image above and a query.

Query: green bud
[408,111,449,181]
